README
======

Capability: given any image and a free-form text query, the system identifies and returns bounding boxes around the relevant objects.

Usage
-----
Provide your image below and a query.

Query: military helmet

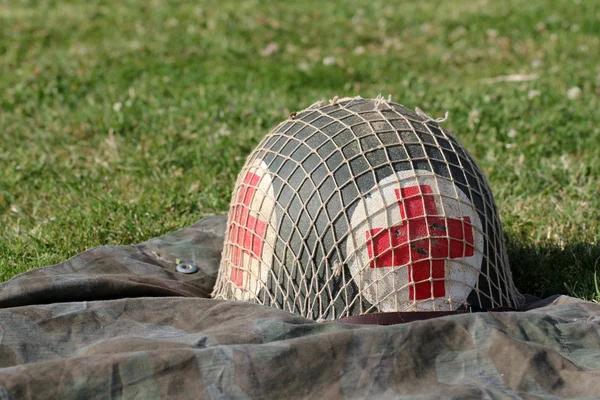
[212,96,523,320]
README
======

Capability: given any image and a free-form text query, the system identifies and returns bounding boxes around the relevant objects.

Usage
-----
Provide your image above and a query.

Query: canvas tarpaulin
[0,215,599,399]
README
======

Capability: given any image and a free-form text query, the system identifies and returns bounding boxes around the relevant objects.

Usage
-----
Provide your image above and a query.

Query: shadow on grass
[507,235,600,301]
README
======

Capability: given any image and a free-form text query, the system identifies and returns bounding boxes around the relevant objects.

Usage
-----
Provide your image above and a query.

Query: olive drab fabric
[1,216,599,399]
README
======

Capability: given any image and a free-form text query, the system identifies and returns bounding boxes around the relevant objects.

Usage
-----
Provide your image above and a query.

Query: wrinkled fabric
[0,216,599,399]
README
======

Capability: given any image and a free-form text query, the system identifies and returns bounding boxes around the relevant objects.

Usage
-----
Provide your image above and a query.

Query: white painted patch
[345,170,484,311]
[227,159,276,301]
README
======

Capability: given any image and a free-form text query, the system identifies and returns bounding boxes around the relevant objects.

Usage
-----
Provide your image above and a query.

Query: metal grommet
[176,263,199,274]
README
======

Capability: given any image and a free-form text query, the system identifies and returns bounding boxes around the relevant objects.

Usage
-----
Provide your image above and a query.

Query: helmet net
[212,96,523,321]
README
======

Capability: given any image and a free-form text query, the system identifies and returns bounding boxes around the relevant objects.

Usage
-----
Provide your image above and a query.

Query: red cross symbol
[366,185,475,300]
[228,172,267,287]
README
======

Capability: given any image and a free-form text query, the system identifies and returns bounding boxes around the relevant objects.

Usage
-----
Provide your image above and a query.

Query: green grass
[1,0,599,301]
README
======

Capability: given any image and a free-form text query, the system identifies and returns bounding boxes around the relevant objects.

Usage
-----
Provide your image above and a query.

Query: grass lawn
[1,0,599,301]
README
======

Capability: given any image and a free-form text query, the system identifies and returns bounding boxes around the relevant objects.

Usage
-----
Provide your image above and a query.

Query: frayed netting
[212,96,524,321]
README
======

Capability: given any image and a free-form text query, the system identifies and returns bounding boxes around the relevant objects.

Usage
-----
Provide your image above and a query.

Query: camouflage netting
[212,96,524,320]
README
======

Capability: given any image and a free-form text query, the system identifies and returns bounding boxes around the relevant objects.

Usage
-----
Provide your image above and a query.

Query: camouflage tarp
[1,216,599,399]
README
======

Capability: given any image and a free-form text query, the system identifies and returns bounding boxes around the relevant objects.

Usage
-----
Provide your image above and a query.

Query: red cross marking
[366,185,475,300]
[229,172,267,287]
